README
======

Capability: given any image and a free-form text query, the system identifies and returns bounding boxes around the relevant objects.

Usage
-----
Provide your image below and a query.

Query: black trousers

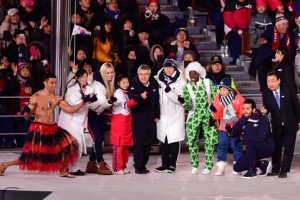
[161,137,180,169]
[256,56,272,92]
[272,126,297,172]
[234,141,274,172]
[133,144,151,171]
[88,111,105,162]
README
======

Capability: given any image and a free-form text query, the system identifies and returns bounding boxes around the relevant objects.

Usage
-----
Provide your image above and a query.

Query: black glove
[83,95,91,104]
[157,55,164,62]
[208,117,216,127]
[209,104,217,113]
[225,125,233,137]
[234,137,242,147]
[108,95,117,104]
[23,105,31,113]
[178,95,185,104]
[90,94,98,103]
[110,54,116,61]
[164,84,171,93]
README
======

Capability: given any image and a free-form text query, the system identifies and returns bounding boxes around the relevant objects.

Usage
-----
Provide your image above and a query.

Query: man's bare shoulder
[54,94,63,104]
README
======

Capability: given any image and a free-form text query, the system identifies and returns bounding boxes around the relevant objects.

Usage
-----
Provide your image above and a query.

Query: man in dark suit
[128,64,160,174]
[261,71,300,178]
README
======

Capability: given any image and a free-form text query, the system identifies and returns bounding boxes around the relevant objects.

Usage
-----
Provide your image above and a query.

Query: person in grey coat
[248,1,272,78]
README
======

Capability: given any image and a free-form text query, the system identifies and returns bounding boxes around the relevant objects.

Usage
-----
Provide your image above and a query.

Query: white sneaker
[232,170,242,175]
[114,170,125,175]
[191,167,198,175]
[202,169,211,175]
[124,168,130,173]
[215,162,226,176]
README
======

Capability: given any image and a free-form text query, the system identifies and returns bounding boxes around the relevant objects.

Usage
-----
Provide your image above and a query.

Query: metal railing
[0,96,32,136]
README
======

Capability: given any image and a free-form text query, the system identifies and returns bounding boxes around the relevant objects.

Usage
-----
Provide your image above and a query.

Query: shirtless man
[0,73,90,178]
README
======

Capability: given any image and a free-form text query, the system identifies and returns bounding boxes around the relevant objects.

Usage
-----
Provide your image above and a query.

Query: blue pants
[234,141,274,172]
[227,30,242,64]
[217,131,243,162]
[88,111,105,162]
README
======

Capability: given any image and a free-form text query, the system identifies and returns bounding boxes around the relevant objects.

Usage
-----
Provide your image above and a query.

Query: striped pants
[112,146,130,172]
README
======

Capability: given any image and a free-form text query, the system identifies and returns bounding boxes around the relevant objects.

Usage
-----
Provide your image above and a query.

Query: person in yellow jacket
[93,17,120,65]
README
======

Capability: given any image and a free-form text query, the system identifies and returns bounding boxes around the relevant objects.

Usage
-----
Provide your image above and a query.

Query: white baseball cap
[7,8,19,16]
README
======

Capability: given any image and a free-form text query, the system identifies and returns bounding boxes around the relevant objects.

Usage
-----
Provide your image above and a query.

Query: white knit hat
[185,62,206,86]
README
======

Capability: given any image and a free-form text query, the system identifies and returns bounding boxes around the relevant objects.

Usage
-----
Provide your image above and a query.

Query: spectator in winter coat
[164,27,200,64]
[210,77,244,176]
[228,99,275,179]
[206,55,236,90]
[223,0,254,65]
[115,45,139,80]
[139,0,170,43]
[0,8,28,49]
[153,54,187,173]
[9,61,34,147]
[248,1,273,78]
[149,44,165,77]
[255,13,299,92]
[92,17,121,66]
[116,14,136,59]
[272,46,297,93]
[128,64,160,174]
[177,50,196,80]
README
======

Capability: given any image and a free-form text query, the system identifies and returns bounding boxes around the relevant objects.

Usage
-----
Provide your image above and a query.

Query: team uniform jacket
[110,88,137,146]
[231,110,275,151]
[212,90,245,132]
[223,0,254,34]
[154,68,187,144]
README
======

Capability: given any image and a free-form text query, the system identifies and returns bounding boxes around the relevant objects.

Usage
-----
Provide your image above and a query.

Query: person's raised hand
[11,63,18,76]
[260,106,267,114]
[141,91,147,99]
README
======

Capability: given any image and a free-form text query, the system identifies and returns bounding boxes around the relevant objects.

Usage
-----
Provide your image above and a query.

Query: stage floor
[1,150,300,200]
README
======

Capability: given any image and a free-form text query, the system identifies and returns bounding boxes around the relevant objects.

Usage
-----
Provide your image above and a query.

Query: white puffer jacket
[154,68,187,143]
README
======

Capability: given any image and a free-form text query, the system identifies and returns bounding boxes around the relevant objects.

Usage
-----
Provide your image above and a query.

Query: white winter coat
[154,68,187,143]
[58,84,94,155]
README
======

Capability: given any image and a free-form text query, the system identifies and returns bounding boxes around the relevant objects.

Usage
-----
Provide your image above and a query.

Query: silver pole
[51,0,71,122]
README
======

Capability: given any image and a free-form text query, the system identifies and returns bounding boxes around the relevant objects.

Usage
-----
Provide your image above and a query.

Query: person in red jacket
[111,74,139,174]
[210,77,245,176]
[223,0,254,64]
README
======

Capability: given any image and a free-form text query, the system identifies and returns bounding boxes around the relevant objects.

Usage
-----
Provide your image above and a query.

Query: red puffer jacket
[212,90,245,132]
[223,0,254,34]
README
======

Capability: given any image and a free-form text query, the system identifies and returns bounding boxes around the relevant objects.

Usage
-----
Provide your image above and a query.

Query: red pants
[112,146,130,172]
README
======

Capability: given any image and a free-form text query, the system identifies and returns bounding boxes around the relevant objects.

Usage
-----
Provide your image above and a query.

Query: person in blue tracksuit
[226,99,275,179]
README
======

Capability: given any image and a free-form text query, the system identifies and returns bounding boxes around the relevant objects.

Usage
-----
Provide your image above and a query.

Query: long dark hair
[115,74,129,89]
[100,17,113,44]
[274,46,294,71]
[66,68,88,98]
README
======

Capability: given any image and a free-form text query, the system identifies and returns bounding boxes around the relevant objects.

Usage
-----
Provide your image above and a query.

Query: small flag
[71,25,91,36]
